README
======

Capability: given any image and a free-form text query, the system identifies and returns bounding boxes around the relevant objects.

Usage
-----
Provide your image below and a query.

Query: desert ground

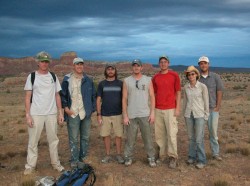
[0,72,250,186]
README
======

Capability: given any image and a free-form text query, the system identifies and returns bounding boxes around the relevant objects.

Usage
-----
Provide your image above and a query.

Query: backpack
[54,163,96,186]
[30,71,56,103]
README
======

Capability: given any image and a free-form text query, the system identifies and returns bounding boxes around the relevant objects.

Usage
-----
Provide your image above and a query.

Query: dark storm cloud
[0,0,250,67]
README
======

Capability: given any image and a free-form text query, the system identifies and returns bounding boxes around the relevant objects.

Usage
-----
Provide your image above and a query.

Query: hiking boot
[116,155,125,164]
[186,159,195,165]
[148,157,156,167]
[195,163,205,169]
[124,158,133,166]
[53,164,65,172]
[101,155,112,164]
[24,167,35,175]
[213,155,222,161]
[169,157,177,169]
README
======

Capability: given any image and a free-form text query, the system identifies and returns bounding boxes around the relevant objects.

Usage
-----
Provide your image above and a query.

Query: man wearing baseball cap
[96,64,124,164]
[61,57,96,167]
[198,56,224,161]
[123,59,156,167]
[152,55,181,169]
[24,51,64,175]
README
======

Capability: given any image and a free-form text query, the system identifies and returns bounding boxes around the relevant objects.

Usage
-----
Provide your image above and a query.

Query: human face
[106,67,116,78]
[132,64,142,75]
[198,61,209,73]
[74,62,84,74]
[38,61,49,72]
[187,71,197,82]
[159,58,169,71]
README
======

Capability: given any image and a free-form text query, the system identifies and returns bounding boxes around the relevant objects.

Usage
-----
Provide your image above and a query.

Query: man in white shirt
[24,51,64,175]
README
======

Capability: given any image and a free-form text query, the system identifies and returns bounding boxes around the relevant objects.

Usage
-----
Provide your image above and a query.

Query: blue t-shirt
[97,79,123,116]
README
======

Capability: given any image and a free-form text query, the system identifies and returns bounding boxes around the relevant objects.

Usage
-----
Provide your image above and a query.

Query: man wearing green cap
[24,51,64,175]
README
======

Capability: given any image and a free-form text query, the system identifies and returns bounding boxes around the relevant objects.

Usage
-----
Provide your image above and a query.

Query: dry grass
[21,176,36,186]
[0,134,3,141]
[6,151,18,158]
[225,143,250,156]
[19,129,26,133]
[212,173,232,186]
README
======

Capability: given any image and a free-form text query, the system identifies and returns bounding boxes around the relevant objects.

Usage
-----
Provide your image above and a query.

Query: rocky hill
[0,51,156,77]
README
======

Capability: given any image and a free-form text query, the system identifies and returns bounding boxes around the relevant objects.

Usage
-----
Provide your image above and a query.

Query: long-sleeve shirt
[183,81,209,120]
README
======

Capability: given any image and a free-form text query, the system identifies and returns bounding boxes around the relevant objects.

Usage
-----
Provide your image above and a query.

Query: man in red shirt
[152,55,181,169]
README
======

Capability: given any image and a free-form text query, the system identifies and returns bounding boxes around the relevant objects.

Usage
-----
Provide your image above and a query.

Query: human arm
[25,91,33,128]
[148,80,155,124]
[96,96,102,125]
[214,74,224,112]
[174,91,181,117]
[182,88,187,116]
[214,91,222,112]
[203,85,210,120]
[56,92,64,125]
[122,81,130,125]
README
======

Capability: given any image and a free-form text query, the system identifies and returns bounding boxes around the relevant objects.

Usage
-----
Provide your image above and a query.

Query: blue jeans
[67,115,91,163]
[185,114,206,164]
[208,111,220,156]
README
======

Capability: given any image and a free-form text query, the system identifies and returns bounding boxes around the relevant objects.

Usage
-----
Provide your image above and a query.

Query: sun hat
[73,57,84,64]
[184,65,200,79]
[36,51,52,62]
[132,59,142,66]
[198,56,209,64]
[159,55,170,62]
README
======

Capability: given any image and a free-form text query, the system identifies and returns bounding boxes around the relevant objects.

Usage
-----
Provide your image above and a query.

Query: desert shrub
[19,129,26,133]
[232,84,247,90]
[7,151,18,158]
[20,150,27,157]
[0,135,3,141]
[6,89,11,93]
[214,180,229,186]
[230,122,239,131]
[21,176,35,186]
[0,153,8,160]
[225,144,250,156]
[17,119,23,124]
[225,144,239,153]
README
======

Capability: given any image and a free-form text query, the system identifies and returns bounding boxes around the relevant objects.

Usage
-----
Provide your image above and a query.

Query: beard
[107,73,115,78]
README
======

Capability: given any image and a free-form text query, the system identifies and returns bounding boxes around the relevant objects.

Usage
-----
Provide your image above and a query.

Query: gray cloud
[0,0,250,67]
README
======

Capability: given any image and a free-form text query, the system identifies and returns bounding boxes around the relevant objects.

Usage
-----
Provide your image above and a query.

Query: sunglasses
[136,80,139,89]
[188,73,196,77]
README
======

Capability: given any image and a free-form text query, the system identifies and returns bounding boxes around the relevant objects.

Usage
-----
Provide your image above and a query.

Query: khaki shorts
[100,115,123,137]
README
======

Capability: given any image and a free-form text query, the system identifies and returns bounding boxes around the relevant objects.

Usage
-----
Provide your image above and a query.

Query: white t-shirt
[24,71,61,115]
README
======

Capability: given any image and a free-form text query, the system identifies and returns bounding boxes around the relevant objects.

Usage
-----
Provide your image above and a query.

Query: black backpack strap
[31,71,35,86]
[49,71,56,83]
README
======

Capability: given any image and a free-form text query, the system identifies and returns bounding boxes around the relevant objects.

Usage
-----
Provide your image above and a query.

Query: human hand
[26,113,33,128]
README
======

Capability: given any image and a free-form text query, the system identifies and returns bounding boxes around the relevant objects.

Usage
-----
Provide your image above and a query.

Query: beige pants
[25,114,60,169]
[155,109,178,159]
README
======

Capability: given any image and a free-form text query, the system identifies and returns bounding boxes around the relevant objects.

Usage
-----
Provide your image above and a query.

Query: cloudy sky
[0,0,250,67]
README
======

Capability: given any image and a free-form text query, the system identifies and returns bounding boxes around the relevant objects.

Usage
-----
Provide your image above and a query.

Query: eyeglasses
[188,73,196,77]
[136,80,139,89]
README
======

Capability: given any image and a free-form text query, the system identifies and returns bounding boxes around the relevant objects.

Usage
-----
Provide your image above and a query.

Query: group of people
[23,51,224,175]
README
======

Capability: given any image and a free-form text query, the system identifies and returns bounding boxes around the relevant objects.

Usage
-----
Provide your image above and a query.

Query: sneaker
[124,158,133,166]
[195,163,205,169]
[213,155,222,161]
[148,157,156,167]
[24,167,35,175]
[186,159,195,165]
[53,164,65,172]
[101,155,112,164]
[116,155,125,164]
[169,157,177,169]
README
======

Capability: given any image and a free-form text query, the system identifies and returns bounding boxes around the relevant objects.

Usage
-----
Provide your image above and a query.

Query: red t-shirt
[152,70,181,109]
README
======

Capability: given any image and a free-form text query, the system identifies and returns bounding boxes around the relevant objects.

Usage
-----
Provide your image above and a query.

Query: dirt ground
[0,73,250,186]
